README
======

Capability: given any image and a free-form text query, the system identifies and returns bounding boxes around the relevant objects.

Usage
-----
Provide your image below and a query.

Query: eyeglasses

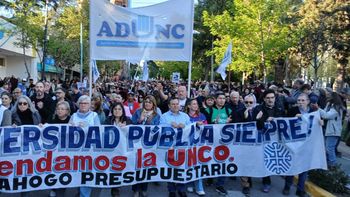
[57,108,68,111]
[245,101,253,104]
[144,100,152,103]
[18,102,28,106]
[265,97,275,99]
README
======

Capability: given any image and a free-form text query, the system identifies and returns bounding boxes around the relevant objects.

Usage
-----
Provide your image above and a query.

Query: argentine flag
[216,42,232,80]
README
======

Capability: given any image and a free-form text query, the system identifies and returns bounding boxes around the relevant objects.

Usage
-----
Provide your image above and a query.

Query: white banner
[0,112,326,192]
[90,0,194,61]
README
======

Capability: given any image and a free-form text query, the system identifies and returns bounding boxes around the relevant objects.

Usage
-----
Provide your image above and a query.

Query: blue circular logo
[264,142,292,174]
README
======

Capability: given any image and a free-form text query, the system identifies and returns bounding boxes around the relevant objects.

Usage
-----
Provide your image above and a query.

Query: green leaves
[203,0,298,78]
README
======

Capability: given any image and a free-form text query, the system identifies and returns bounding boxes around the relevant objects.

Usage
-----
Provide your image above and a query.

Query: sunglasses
[245,101,253,104]
[18,102,28,106]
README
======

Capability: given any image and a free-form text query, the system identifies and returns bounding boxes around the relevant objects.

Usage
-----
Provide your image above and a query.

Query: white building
[0,18,42,82]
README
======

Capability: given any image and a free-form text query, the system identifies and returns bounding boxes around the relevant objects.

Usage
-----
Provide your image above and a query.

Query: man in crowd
[226,91,245,121]
[12,87,22,104]
[30,81,54,123]
[177,85,188,111]
[160,97,191,197]
[253,89,285,193]
[205,91,232,195]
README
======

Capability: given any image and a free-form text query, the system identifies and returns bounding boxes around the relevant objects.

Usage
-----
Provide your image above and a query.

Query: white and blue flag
[91,60,100,83]
[216,42,232,80]
[141,60,149,81]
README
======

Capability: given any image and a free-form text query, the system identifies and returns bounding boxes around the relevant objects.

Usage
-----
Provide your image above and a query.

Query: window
[0,58,4,67]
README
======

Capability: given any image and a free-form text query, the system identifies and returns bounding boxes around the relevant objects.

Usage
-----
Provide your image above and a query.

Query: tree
[0,0,44,79]
[203,0,299,83]
[296,0,349,90]
[193,0,234,81]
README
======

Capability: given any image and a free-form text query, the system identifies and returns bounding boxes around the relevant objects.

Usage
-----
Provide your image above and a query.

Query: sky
[0,0,198,17]
[130,0,198,8]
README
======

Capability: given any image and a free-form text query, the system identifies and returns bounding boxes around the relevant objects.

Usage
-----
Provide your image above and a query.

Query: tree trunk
[333,62,346,92]
[21,33,31,80]
[258,12,266,83]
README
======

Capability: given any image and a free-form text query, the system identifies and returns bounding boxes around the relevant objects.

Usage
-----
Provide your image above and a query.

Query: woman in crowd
[105,102,131,197]
[11,95,41,197]
[0,92,12,126]
[200,95,215,121]
[1,91,13,110]
[131,95,160,197]
[283,93,317,197]
[185,98,207,196]
[91,95,106,124]
[69,95,100,197]
[48,101,71,197]
[50,101,71,124]
[319,92,344,169]
[12,95,41,126]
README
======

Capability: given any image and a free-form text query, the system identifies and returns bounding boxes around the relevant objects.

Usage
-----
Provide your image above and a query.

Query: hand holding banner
[0,112,326,192]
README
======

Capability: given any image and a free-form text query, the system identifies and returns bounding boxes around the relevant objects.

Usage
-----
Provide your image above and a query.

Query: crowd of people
[0,76,349,197]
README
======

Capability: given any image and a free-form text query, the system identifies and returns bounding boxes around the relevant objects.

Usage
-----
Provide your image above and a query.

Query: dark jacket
[105,116,132,125]
[12,110,41,125]
[253,103,285,130]
[30,93,54,123]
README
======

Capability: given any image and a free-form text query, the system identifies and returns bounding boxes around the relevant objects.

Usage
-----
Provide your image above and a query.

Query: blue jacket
[132,108,160,125]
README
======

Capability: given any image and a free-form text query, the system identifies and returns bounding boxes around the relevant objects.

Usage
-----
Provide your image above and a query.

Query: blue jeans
[326,136,340,166]
[187,179,204,192]
[80,187,91,197]
[285,171,308,192]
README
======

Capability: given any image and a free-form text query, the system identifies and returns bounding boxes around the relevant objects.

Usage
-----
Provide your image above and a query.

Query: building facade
[0,18,40,81]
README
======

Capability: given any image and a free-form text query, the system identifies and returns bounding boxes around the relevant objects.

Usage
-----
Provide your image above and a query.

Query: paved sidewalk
[0,176,303,197]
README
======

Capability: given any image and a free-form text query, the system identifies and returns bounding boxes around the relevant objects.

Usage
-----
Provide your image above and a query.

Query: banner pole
[89,0,93,97]
[187,0,195,98]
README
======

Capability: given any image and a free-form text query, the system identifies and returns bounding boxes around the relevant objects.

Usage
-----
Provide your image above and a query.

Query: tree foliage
[293,0,350,89]
[203,0,298,81]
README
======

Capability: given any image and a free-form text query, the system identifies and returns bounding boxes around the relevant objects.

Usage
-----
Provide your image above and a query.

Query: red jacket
[124,101,140,115]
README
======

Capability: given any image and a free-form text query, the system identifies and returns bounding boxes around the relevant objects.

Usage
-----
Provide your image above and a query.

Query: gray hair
[56,101,71,114]
[230,91,240,98]
[12,95,38,113]
[244,93,257,108]
[77,95,91,106]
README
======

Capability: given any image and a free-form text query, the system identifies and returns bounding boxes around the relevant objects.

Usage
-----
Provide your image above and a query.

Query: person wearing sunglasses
[12,95,41,126]
[232,93,257,195]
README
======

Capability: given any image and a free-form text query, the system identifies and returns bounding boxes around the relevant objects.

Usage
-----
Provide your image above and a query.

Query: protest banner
[0,112,326,192]
[90,0,194,61]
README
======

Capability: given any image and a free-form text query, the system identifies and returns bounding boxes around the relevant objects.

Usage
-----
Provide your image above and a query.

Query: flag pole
[187,0,195,98]
[228,70,231,92]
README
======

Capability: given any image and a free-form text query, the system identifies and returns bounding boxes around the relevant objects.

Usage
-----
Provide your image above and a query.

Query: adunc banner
[0,112,326,192]
[90,0,194,61]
